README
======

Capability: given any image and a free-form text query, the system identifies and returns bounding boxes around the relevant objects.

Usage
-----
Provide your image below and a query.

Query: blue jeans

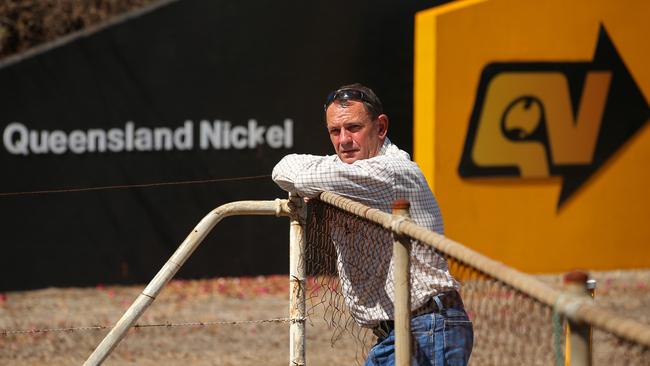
[364,306,473,366]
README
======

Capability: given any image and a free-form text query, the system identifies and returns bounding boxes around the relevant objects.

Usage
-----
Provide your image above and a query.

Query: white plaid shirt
[272,138,459,327]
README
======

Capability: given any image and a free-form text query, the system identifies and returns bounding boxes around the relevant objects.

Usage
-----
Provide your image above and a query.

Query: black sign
[0,0,442,290]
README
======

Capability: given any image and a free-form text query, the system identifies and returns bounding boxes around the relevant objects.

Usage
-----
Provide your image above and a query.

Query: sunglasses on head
[323,89,372,112]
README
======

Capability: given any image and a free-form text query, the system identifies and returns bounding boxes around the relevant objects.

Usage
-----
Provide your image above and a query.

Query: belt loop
[433,293,446,315]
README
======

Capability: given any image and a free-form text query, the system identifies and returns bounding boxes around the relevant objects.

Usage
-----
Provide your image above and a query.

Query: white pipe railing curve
[84,199,292,366]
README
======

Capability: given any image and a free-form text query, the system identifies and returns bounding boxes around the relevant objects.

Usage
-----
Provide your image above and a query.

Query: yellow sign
[414,0,650,272]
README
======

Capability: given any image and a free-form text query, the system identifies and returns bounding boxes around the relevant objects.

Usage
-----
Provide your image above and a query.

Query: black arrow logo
[458,25,650,209]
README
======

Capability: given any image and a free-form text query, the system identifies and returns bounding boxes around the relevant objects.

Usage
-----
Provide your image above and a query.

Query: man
[272,83,473,366]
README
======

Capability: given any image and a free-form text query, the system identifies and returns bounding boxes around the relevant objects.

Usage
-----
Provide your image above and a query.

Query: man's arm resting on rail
[272,153,395,205]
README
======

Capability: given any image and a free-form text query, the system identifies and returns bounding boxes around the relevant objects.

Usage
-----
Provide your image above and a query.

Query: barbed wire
[0,316,305,336]
[0,174,271,198]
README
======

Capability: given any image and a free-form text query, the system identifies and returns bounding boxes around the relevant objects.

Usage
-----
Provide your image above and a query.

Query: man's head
[323,83,389,164]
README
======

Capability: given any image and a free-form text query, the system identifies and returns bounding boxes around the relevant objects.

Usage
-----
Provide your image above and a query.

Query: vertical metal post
[586,279,596,352]
[563,271,593,366]
[289,193,306,366]
[392,199,411,366]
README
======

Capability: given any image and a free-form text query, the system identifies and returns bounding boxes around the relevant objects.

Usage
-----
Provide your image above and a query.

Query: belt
[371,291,464,338]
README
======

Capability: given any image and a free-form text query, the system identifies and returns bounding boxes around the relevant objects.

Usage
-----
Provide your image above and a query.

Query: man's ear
[376,114,389,139]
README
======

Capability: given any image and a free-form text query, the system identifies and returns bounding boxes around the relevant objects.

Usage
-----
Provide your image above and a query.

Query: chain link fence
[306,193,650,365]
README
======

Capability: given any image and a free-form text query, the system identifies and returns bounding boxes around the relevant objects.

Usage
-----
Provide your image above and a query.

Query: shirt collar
[377,137,391,156]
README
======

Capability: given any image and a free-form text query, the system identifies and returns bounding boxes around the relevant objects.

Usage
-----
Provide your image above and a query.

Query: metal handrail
[85,191,650,365]
[84,199,292,366]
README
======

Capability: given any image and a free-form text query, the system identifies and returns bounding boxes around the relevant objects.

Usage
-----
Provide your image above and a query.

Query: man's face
[326,100,388,164]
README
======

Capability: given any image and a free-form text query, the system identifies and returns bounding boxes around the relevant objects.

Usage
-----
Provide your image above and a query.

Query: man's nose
[340,129,353,145]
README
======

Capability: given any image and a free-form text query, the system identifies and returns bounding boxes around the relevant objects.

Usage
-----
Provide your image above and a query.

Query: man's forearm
[272,153,396,207]
[272,154,325,197]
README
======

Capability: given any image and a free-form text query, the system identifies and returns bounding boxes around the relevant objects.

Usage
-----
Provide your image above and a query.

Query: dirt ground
[1,270,649,365]
[0,275,369,366]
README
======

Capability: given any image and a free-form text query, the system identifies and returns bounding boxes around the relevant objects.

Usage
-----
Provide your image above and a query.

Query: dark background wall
[0,0,448,291]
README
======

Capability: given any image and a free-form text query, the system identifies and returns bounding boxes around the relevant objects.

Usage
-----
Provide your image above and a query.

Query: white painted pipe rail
[391,200,412,366]
[84,199,291,366]
[288,193,306,366]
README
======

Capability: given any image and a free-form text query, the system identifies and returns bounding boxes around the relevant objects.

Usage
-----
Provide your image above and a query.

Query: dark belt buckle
[372,320,393,338]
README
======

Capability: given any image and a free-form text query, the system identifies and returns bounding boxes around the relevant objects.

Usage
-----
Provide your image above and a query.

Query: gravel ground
[0,276,367,366]
[1,270,648,365]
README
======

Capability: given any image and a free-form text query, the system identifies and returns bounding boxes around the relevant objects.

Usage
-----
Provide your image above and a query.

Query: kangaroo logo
[458,25,649,209]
